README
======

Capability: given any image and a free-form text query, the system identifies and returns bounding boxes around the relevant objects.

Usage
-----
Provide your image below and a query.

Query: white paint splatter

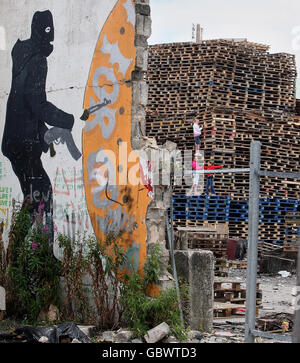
[123,0,136,28]
[100,34,132,76]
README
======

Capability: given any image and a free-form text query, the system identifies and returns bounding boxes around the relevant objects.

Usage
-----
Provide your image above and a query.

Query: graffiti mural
[0,1,151,271]
[82,0,151,271]
[1,10,78,226]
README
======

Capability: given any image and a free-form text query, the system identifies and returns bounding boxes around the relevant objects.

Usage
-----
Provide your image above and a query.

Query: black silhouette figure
[1,10,74,227]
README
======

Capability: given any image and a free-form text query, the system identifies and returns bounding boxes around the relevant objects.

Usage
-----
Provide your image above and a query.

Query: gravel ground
[208,268,297,343]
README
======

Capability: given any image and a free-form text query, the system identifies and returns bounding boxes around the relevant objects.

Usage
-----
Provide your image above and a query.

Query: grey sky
[149,0,300,98]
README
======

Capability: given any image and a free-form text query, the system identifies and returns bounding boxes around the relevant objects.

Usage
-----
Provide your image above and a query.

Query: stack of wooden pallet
[188,223,229,277]
[228,260,247,269]
[284,212,300,252]
[146,39,300,247]
[214,280,262,318]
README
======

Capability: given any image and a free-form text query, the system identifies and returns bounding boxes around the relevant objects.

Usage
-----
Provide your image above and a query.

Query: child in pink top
[187,155,203,196]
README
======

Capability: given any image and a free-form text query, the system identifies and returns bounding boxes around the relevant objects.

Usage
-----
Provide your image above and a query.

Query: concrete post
[174,250,214,333]
[245,141,261,343]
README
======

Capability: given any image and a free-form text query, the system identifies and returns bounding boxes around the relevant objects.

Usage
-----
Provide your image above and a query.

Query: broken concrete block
[162,141,177,152]
[131,338,143,343]
[144,322,170,343]
[174,250,214,333]
[115,330,134,343]
[101,331,116,343]
[48,304,59,323]
[136,14,152,38]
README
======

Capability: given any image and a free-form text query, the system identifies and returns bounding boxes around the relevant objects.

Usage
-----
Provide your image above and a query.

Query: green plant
[7,206,61,322]
[0,222,6,287]
[86,232,126,329]
[57,231,127,329]
[120,243,188,341]
[57,232,92,324]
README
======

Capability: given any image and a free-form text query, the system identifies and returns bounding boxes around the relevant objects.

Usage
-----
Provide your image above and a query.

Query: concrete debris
[214,331,236,338]
[164,335,179,343]
[144,322,171,343]
[115,329,134,343]
[47,304,60,323]
[131,338,143,343]
[37,304,59,323]
[101,331,116,343]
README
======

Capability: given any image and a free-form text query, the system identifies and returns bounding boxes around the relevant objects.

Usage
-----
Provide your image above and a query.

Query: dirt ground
[0,267,297,344]
[205,267,297,343]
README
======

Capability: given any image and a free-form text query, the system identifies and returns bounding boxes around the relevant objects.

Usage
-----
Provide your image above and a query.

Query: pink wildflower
[38,203,45,211]
[31,242,38,252]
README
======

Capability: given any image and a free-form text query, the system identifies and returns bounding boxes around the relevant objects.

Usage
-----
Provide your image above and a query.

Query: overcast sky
[149,0,300,97]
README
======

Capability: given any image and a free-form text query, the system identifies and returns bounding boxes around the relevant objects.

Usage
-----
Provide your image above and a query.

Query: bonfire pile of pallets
[146,39,300,246]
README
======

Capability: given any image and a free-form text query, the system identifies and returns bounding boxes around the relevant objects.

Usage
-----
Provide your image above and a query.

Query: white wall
[0,0,118,249]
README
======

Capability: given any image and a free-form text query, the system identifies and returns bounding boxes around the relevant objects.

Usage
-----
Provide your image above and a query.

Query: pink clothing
[192,160,203,170]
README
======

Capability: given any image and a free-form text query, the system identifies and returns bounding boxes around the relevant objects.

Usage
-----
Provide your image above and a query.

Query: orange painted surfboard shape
[82,0,151,272]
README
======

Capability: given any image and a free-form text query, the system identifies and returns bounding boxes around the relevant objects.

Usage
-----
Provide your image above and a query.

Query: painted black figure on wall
[1,10,75,237]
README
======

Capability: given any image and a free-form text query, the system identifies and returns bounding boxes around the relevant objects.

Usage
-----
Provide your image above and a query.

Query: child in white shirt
[193,118,202,154]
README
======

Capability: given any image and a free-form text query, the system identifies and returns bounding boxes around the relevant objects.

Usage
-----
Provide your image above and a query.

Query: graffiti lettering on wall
[0,186,12,226]
[52,167,90,233]
[1,10,80,228]
[82,0,151,271]
[0,161,7,181]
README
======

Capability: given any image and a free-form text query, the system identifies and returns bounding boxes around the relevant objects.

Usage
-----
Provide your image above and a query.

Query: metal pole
[293,240,300,343]
[245,141,261,343]
[165,204,184,326]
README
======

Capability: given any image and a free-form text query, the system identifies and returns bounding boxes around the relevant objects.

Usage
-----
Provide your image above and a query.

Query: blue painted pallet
[229,218,249,222]
[229,211,248,215]
[188,212,228,217]
[205,207,229,213]
[229,212,248,217]
[188,208,206,213]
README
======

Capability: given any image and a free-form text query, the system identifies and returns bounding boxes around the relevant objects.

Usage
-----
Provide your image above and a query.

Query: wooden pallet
[214,269,229,277]
[283,245,298,253]
[146,39,299,248]
[214,280,257,291]
[214,281,262,307]
[214,303,260,318]
[228,260,247,269]
[214,289,262,305]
